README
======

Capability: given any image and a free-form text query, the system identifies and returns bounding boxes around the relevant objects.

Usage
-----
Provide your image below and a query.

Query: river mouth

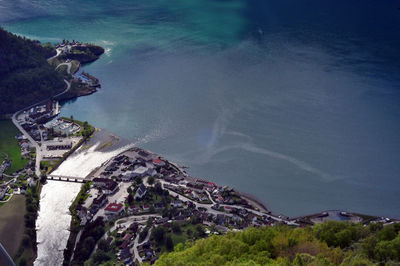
[35,130,134,265]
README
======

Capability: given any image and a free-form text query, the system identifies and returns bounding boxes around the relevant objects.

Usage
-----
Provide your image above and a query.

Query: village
[0,106,90,204]
[68,146,298,265]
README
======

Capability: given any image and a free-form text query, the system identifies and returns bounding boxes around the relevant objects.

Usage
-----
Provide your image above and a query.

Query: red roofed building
[104,203,124,215]
[152,158,165,166]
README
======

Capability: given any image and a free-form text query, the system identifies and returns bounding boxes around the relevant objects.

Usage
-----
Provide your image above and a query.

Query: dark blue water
[1,0,400,217]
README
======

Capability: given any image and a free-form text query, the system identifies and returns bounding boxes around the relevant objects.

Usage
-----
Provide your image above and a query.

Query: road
[95,214,160,262]
[159,180,298,225]
[47,48,62,62]
[11,78,71,177]
[11,112,41,176]
[55,62,72,74]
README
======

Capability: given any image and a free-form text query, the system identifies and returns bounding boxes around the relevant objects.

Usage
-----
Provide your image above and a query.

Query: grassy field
[0,195,26,256]
[0,120,28,175]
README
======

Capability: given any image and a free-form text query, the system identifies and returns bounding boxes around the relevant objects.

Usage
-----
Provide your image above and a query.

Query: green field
[0,120,28,175]
[0,195,26,256]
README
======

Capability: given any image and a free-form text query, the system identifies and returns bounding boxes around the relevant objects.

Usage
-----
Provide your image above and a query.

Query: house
[119,247,132,261]
[132,166,150,178]
[216,194,224,203]
[224,206,234,213]
[121,171,134,182]
[239,208,248,217]
[155,217,169,224]
[104,203,124,216]
[105,162,118,172]
[104,180,119,195]
[152,158,165,167]
[138,150,151,160]
[78,207,91,226]
[93,178,110,188]
[128,205,140,215]
[170,200,183,208]
[134,184,147,200]
[92,194,108,209]
[216,214,227,225]
[154,202,165,210]
[27,177,37,187]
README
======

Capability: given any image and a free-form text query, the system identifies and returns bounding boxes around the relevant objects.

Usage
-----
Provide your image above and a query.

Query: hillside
[0,27,65,114]
[155,221,400,266]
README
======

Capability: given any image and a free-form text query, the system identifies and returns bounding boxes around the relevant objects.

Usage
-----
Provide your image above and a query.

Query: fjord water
[2,0,400,218]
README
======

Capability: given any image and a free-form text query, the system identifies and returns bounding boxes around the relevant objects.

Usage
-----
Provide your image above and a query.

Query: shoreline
[88,144,398,223]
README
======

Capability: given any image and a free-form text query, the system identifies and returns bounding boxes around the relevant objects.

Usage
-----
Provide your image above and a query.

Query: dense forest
[0,27,65,114]
[155,221,400,266]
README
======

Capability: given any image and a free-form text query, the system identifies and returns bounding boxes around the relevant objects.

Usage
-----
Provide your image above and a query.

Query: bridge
[47,174,88,183]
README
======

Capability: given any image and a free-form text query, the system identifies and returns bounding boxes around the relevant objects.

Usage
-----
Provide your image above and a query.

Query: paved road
[11,77,71,177]
[131,226,153,263]
[47,48,62,62]
[11,112,41,176]
[56,62,72,74]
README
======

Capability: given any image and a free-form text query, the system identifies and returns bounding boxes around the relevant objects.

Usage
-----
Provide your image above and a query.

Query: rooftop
[104,203,123,212]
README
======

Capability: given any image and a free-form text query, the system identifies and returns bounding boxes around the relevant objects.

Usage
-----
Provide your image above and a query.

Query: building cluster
[24,100,59,125]
[71,147,289,264]
[43,118,80,136]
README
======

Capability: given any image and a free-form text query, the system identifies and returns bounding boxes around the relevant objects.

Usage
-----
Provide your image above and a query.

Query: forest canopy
[0,27,64,114]
[155,221,400,266]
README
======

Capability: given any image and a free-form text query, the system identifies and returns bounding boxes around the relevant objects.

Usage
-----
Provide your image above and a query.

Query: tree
[22,234,30,247]
[195,224,206,238]
[155,182,163,195]
[172,222,181,234]
[97,239,109,252]
[148,176,155,185]
[135,176,142,185]
[92,250,111,265]
[128,194,134,205]
[139,228,149,242]
[166,235,174,251]
[19,258,27,266]
[152,226,166,244]
[40,172,47,184]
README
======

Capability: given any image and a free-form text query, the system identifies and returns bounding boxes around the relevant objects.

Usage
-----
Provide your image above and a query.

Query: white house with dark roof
[134,184,147,200]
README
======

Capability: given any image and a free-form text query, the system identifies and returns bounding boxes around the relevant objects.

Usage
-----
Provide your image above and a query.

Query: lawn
[0,195,26,256]
[0,120,28,175]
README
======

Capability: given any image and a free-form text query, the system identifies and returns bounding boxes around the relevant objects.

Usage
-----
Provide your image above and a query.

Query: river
[34,131,133,265]
[34,181,81,266]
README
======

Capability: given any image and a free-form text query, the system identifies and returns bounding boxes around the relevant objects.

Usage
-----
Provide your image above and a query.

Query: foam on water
[51,142,134,178]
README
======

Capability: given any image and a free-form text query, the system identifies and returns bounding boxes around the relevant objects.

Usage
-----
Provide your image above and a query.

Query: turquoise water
[2,0,400,217]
